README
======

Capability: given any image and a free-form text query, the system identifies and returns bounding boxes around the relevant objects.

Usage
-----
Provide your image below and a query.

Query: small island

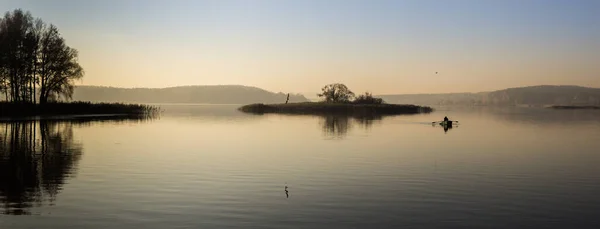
[549,105,600,110]
[239,102,433,115]
[238,83,433,116]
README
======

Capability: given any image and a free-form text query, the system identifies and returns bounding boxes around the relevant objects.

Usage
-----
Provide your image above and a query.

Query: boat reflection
[433,121,457,133]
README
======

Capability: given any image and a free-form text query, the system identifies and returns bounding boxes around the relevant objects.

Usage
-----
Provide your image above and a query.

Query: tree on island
[317,83,385,104]
[354,92,384,104]
[317,83,355,103]
[0,9,83,104]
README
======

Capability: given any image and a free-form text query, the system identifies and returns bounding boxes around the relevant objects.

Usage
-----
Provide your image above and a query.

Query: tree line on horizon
[0,9,83,104]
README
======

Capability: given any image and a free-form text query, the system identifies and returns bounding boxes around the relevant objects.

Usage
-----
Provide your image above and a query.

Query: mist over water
[1,105,600,228]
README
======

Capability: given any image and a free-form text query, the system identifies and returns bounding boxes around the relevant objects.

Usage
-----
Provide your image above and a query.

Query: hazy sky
[2,0,599,94]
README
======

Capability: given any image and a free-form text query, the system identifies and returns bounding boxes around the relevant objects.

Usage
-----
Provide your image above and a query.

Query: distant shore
[238,102,433,116]
[549,105,600,110]
[0,101,160,118]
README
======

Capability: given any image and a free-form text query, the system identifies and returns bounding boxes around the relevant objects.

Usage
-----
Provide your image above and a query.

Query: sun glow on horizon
[4,0,599,94]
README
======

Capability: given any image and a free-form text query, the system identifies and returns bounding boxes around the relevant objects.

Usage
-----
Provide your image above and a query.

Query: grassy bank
[238,102,433,116]
[549,105,600,110]
[0,101,160,117]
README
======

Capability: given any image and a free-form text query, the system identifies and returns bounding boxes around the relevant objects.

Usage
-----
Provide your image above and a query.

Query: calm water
[1,105,600,228]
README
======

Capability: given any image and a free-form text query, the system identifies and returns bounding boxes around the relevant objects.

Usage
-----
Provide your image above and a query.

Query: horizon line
[74,84,600,96]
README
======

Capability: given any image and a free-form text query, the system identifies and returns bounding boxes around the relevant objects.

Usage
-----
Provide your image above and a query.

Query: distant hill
[379,85,600,106]
[483,85,600,106]
[378,92,487,106]
[72,85,309,104]
[7,85,600,106]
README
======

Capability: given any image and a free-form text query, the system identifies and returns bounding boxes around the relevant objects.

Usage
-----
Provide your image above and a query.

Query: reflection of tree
[320,115,351,137]
[353,114,383,130]
[319,114,382,138]
[0,115,155,215]
[0,121,81,215]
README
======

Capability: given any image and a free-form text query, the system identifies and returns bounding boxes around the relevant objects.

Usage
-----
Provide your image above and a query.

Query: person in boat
[443,116,449,122]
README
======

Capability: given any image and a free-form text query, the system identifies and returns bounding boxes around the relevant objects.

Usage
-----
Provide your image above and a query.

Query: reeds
[0,101,160,117]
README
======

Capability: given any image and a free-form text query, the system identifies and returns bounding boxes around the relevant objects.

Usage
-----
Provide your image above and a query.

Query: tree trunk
[39,79,46,104]
[10,71,16,102]
[33,75,36,104]
[39,92,47,104]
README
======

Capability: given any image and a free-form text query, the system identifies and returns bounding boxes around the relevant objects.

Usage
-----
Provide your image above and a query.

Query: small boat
[439,120,453,127]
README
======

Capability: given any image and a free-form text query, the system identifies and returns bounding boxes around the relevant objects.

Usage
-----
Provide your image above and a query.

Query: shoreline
[549,105,600,110]
[0,113,156,122]
[0,101,160,118]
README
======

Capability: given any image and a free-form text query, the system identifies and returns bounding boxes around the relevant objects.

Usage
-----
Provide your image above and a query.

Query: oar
[432,120,459,124]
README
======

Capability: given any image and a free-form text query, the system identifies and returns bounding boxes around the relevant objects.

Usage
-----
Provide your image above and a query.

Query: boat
[439,120,453,127]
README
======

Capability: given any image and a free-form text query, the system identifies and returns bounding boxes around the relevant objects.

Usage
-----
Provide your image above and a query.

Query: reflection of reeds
[0,101,160,117]
[0,116,151,215]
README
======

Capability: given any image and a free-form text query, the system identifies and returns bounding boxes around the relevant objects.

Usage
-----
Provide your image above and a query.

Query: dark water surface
[1,105,600,228]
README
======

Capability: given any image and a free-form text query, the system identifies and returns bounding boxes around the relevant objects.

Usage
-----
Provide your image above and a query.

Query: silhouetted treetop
[0,9,83,104]
[354,92,385,104]
[318,83,355,103]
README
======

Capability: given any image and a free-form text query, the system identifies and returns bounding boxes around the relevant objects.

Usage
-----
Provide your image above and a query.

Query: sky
[1,0,599,94]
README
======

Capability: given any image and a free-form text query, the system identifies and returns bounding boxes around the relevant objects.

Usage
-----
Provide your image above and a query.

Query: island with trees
[239,83,434,116]
[0,9,157,118]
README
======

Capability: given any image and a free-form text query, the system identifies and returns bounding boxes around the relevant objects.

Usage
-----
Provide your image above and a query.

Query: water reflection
[353,114,383,129]
[442,123,453,133]
[432,122,456,133]
[320,115,351,137]
[319,115,382,138]
[0,116,154,215]
[0,121,81,215]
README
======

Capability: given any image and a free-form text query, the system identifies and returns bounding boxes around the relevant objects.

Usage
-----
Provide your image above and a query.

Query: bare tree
[37,24,83,103]
[0,9,36,103]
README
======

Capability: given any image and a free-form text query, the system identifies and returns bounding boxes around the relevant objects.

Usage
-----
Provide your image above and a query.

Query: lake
[1,105,600,229]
